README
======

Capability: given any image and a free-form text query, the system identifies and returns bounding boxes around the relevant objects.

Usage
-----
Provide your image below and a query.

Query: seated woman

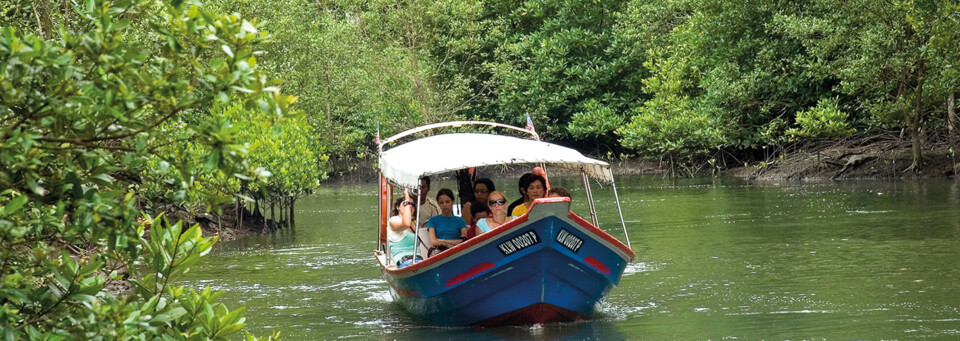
[510,174,546,216]
[427,189,467,254]
[387,189,420,267]
[475,190,514,235]
[508,173,537,214]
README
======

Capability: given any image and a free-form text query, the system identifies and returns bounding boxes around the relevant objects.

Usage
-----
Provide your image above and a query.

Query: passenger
[417,176,440,228]
[387,189,420,267]
[507,173,537,214]
[462,178,495,228]
[510,174,546,216]
[547,186,571,199]
[427,189,467,253]
[475,191,514,235]
[464,202,488,239]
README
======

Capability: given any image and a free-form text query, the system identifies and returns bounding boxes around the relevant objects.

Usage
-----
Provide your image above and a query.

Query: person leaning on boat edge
[547,186,571,199]
[388,189,421,268]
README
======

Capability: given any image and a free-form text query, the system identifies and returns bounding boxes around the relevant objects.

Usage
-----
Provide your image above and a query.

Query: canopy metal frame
[377,121,633,265]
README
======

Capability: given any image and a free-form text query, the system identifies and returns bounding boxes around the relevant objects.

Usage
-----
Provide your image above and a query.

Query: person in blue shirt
[427,189,468,251]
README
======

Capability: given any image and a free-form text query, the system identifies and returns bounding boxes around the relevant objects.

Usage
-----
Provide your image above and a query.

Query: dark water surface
[184,177,960,340]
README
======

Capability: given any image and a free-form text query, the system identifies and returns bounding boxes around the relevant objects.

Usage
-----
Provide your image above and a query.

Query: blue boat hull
[378,199,634,326]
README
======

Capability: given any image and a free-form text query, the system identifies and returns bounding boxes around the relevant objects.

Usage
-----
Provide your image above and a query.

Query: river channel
[184,176,960,339]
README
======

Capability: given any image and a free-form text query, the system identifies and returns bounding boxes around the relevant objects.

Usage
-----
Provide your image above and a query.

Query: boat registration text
[498,231,540,256]
[556,228,583,253]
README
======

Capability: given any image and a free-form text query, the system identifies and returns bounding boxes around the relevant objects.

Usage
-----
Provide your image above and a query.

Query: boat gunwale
[378,197,635,276]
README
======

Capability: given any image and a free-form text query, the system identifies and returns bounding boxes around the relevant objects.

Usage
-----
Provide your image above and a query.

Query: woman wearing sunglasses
[474,190,515,235]
[388,189,421,267]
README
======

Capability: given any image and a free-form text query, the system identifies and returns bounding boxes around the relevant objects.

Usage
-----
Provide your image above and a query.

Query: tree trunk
[278,198,284,228]
[906,61,926,172]
[235,196,240,227]
[289,197,296,227]
[61,0,70,30]
[948,91,957,136]
[31,0,52,39]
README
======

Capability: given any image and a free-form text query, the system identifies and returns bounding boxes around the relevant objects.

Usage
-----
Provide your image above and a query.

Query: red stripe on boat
[583,256,611,276]
[445,262,495,287]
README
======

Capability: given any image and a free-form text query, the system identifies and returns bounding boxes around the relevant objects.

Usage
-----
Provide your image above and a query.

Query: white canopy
[378,133,612,188]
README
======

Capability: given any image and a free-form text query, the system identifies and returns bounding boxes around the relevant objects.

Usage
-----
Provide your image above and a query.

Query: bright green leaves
[619,94,723,158]
[0,0,289,338]
[787,97,855,138]
[133,215,217,298]
[0,194,27,217]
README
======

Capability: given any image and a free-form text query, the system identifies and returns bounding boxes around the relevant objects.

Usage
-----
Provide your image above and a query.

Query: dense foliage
[221,0,959,171]
[4,0,960,337]
[0,0,320,338]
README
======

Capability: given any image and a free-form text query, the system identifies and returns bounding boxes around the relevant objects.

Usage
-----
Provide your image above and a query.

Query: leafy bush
[618,94,723,159]
[787,97,855,138]
[0,0,292,338]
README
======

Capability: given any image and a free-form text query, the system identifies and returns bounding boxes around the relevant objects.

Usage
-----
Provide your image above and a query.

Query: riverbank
[722,132,959,181]
[156,203,288,243]
[324,132,959,183]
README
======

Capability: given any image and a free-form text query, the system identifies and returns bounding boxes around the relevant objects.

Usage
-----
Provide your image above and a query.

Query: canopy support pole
[413,185,422,263]
[378,180,383,253]
[582,171,599,228]
[611,176,632,250]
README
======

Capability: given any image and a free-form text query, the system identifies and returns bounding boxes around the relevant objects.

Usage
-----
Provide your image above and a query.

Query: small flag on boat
[525,113,536,134]
[375,122,381,146]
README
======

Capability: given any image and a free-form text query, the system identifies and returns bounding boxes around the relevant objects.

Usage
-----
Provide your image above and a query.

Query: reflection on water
[184,177,960,339]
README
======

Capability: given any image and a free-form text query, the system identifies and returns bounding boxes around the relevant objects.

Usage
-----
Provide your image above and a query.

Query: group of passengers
[387,171,570,267]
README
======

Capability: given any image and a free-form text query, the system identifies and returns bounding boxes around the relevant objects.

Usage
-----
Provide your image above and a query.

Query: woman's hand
[440,239,461,247]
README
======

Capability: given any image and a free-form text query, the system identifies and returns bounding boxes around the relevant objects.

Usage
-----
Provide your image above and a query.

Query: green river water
[184,176,960,340]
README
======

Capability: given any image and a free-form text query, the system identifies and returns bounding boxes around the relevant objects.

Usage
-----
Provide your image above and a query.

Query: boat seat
[416,227,432,258]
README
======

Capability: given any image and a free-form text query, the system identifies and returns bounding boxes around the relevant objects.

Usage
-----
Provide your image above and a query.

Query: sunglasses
[401,201,415,207]
[488,199,506,206]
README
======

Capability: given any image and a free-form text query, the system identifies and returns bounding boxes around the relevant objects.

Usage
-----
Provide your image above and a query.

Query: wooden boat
[374,121,635,326]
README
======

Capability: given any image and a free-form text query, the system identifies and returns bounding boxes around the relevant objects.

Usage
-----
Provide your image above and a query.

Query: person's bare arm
[462,202,473,228]
[389,189,414,232]
[428,228,441,246]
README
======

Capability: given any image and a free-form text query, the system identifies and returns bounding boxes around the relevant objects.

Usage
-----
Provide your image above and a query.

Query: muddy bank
[722,133,959,181]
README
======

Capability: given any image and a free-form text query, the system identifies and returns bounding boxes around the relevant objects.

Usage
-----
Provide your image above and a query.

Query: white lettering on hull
[497,231,540,256]
[556,228,583,253]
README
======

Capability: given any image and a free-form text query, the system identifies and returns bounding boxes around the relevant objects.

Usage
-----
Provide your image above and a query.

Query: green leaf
[152,307,187,323]
[221,45,234,58]
[203,150,221,170]
[1,195,28,216]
